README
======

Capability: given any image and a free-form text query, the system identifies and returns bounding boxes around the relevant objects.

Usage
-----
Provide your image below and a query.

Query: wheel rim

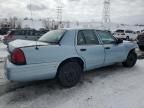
[64,65,80,83]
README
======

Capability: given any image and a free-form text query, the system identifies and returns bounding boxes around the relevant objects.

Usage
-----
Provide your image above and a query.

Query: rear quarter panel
[21,30,84,74]
[22,45,79,65]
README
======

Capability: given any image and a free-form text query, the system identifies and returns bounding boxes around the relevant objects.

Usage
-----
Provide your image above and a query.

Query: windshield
[125,30,133,33]
[38,30,66,43]
[115,30,124,33]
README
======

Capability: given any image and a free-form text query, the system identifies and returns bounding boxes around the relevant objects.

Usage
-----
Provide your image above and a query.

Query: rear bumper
[5,59,58,82]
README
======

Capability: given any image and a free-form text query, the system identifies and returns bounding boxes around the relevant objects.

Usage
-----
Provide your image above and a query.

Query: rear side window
[77,31,86,45]
[77,30,99,45]
[38,30,65,43]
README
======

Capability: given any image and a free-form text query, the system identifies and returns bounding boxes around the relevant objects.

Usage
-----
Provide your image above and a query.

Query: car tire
[122,51,137,67]
[139,46,144,51]
[57,62,83,87]
[126,36,129,40]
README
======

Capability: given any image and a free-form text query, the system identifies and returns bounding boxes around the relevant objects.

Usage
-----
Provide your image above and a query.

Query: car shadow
[4,63,139,105]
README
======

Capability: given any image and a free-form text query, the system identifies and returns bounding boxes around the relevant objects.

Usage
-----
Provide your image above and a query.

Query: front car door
[76,30,105,71]
[97,31,126,65]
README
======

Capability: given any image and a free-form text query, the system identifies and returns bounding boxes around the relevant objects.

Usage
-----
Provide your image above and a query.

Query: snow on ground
[0,35,3,41]
[0,60,144,108]
[0,42,8,60]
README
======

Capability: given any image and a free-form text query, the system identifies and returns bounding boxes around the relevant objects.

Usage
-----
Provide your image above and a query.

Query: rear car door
[76,30,105,70]
[97,31,126,65]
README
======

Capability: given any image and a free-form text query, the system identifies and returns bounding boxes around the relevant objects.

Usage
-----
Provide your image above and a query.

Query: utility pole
[56,0,63,23]
[102,0,111,30]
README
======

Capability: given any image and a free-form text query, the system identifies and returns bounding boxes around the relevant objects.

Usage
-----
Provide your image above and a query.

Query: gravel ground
[0,60,144,108]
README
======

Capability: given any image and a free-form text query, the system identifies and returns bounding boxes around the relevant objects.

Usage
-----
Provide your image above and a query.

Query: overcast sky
[0,0,143,24]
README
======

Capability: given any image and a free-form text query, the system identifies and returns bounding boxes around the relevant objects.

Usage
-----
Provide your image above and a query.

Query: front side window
[98,31,116,44]
[38,30,65,43]
[77,30,99,45]
[125,30,133,33]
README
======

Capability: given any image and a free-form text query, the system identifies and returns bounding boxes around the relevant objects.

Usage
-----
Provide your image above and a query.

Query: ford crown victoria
[5,28,138,87]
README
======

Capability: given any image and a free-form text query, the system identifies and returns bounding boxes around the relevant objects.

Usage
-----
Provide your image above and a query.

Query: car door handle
[80,49,87,51]
[104,47,111,49]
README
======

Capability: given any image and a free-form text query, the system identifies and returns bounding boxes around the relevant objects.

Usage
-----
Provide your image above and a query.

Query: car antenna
[29,0,39,50]
[35,37,39,50]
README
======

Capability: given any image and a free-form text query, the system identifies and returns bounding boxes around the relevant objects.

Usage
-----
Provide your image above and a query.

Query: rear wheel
[122,51,137,67]
[126,36,129,40]
[57,62,83,87]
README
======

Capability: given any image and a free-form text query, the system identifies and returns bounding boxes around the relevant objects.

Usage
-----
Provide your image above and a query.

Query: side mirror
[116,38,123,44]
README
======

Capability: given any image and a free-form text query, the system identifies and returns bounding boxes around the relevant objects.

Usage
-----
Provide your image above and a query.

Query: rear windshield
[115,30,124,33]
[38,30,65,43]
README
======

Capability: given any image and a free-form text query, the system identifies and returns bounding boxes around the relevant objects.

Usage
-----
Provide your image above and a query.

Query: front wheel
[57,62,83,87]
[122,51,137,67]
[139,46,144,51]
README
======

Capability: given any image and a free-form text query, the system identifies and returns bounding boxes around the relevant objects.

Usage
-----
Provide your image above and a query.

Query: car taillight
[11,48,26,65]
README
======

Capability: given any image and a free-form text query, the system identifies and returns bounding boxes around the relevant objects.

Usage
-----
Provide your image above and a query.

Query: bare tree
[42,18,50,30]
[16,19,22,29]
[66,21,70,28]
[9,17,18,29]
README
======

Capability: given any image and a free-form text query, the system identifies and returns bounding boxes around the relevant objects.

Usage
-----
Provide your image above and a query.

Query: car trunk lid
[8,39,48,52]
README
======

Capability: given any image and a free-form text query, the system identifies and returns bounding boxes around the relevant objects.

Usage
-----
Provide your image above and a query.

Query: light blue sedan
[5,28,138,87]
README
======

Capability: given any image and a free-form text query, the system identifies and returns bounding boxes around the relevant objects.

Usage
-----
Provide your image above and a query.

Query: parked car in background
[137,32,144,51]
[0,27,10,35]
[141,30,144,33]
[2,29,47,45]
[113,29,137,41]
[5,29,138,87]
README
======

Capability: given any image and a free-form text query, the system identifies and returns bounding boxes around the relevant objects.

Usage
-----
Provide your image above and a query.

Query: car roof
[61,28,107,31]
